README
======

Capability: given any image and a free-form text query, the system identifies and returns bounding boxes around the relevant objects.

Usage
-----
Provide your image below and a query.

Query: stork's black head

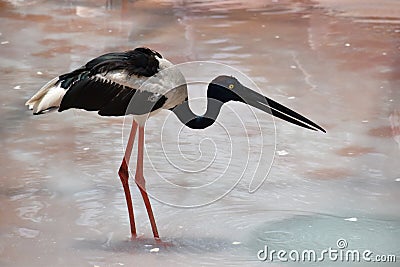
[207,75,326,132]
[207,75,243,103]
[134,47,162,58]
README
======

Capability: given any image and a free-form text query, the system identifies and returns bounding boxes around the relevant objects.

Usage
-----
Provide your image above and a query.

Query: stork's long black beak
[237,84,326,133]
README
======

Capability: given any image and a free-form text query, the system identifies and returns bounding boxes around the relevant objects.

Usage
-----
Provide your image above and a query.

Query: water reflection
[1,0,399,266]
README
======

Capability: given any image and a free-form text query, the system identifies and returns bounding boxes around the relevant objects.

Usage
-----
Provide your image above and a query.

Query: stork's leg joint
[118,159,129,184]
[135,173,146,191]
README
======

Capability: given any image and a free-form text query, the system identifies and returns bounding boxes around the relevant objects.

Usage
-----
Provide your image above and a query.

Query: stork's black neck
[171,83,241,129]
[171,98,224,129]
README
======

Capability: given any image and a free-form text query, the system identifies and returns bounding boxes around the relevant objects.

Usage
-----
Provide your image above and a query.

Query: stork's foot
[129,235,174,248]
[129,233,144,240]
[155,238,174,248]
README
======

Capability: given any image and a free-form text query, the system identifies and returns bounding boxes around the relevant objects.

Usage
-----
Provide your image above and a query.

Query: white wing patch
[25,78,66,114]
[101,57,188,110]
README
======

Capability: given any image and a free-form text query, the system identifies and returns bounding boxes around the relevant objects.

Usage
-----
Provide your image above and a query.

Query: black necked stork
[26,47,325,240]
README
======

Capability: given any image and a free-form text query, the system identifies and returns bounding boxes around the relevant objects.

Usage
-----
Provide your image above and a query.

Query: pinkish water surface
[1,0,399,266]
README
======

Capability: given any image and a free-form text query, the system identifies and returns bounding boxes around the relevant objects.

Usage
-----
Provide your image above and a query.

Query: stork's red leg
[118,120,138,237]
[135,126,160,239]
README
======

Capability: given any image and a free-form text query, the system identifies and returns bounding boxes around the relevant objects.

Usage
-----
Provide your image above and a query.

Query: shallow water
[1,0,399,266]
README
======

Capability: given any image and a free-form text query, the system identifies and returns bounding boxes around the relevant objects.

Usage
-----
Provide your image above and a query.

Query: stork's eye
[228,84,235,89]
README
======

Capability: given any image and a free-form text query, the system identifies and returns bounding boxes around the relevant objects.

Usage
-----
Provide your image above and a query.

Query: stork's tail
[25,78,66,115]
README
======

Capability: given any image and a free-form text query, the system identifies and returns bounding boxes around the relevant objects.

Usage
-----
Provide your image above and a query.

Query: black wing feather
[59,77,167,116]
[59,47,161,89]
[57,47,166,116]
[98,88,167,116]
[59,77,128,112]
